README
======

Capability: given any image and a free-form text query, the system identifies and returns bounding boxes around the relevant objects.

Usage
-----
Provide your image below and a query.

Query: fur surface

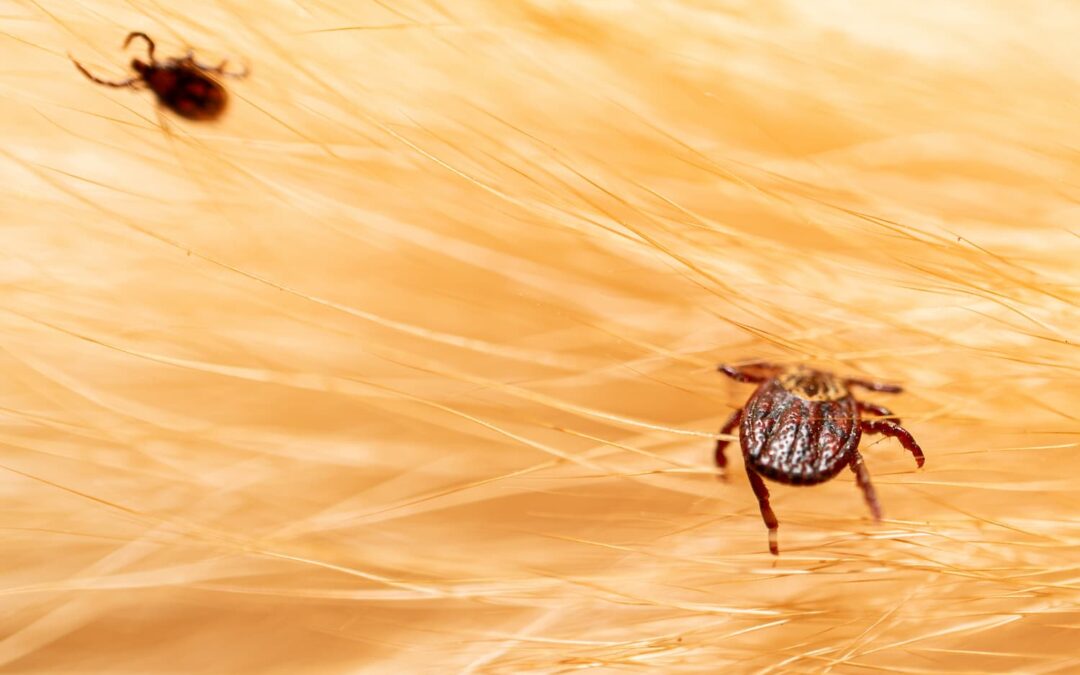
[1,1,1077,672]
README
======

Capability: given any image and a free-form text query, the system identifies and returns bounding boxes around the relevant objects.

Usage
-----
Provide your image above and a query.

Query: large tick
[714,362,925,555]
[71,32,246,121]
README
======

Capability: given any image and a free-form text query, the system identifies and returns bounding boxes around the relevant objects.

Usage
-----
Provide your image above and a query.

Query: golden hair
[2,1,1075,671]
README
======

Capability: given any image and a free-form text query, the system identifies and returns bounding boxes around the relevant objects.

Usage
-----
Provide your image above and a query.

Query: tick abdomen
[149,65,228,120]
[741,379,860,485]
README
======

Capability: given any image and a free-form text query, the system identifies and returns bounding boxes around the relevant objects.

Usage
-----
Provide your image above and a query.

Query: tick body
[714,362,925,555]
[71,32,246,121]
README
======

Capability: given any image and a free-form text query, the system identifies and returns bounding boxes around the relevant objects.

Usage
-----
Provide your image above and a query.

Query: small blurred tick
[71,32,246,121]
[714,362,925,555]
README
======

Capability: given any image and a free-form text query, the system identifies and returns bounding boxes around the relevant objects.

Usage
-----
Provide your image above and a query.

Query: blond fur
[1,1,1076,672]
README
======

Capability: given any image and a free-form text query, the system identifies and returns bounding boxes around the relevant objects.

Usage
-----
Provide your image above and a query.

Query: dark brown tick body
[71,32,246,121]
[714,362,925,555]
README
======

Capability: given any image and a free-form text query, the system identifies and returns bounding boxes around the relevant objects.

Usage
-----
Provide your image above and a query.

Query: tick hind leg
[850,453,882,521]
[861,419,925,468]
[714,408,742,477]
[184,51,249,79]
[745,466,779,555]
[217,60,249,78]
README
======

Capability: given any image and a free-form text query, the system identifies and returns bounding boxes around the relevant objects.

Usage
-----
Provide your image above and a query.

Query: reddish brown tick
[71,32,247,121]
[714,362,925,555]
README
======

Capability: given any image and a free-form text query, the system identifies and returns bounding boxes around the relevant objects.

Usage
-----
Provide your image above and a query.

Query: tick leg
[719,362,782,384]
[714,408,742,476]
[216,60,249,79]
[861,419,925,468]
[124,32,156,62]
[745,466,779,555]
[850,453,882,521]
[187,53,249,79]
[71,59,139,88]
[845,377,902,394]
[857,400,901,425]
[186,49,253,78]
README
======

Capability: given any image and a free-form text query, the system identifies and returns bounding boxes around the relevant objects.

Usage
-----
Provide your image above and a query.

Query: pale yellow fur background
[1,1,1077,672]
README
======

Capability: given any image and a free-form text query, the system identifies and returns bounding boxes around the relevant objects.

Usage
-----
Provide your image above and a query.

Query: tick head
[131,59,151,76]
[778,367,847,401]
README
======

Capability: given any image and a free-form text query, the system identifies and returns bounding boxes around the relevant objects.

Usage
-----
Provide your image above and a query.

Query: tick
[713,362,925,555]
[71,32,246,121]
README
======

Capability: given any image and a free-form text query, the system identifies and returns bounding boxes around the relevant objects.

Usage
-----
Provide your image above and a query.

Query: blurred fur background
[1,0,1078,672]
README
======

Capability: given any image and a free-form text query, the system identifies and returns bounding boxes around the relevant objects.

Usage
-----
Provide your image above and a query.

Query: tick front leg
[845,377,902,394]
[745,466,779,555]
[714,408,743,476]
[124,32,156,61]
[849,453,882,521]
[861,419,925,468]
[857,400,901,425]
[718,362,782,384]
[71,59,139,88]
